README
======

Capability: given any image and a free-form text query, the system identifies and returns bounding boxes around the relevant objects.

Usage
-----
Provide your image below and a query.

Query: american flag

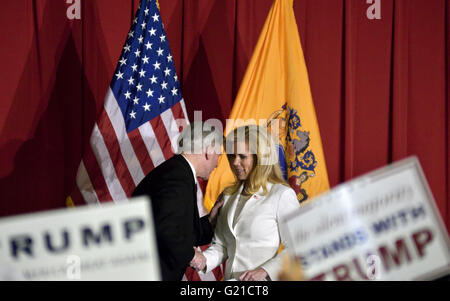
[70,0,223,281]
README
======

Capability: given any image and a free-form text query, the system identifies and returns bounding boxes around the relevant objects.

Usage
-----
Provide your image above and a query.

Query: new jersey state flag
[204,0,330,210]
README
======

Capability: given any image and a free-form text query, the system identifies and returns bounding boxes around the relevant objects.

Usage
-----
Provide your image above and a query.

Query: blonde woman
[190,125,300,281]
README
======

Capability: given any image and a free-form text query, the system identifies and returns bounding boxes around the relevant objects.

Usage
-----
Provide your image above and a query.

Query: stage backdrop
[0,0,448,232]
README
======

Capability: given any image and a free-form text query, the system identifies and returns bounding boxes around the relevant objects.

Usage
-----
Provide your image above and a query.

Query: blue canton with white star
[111,0,182,133]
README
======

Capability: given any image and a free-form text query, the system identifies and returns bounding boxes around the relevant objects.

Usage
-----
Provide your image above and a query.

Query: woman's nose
[233,156,240,166]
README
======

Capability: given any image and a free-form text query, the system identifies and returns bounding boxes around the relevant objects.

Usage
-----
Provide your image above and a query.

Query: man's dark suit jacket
[132,155,214,281]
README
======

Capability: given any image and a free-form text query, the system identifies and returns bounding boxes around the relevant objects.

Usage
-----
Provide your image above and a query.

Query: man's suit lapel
[173,155,202,240]
[192,182,202,237]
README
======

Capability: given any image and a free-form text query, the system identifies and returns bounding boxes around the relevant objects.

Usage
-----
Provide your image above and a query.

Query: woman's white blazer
[201,182,300,280]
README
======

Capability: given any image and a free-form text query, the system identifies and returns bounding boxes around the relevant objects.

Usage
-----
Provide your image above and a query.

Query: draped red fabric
[0,0,448,233]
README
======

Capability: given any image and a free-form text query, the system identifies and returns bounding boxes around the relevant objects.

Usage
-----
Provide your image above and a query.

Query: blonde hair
[223,125,288,196]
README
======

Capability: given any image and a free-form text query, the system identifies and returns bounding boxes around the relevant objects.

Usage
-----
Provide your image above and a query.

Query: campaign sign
[283,157,450,281]
[0,197,160,280]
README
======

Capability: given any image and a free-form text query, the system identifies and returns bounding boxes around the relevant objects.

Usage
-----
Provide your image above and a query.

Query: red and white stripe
[73,88,189,205]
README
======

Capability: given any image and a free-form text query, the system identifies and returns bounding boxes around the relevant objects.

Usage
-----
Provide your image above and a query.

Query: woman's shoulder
[263,183,299,216]
[270,182,292,192]
[269,183,296,197]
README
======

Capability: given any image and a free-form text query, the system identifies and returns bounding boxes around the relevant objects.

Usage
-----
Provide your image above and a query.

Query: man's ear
[205,145,213,159]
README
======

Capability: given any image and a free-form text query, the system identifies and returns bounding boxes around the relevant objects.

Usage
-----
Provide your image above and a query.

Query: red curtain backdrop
[0,0,448,232]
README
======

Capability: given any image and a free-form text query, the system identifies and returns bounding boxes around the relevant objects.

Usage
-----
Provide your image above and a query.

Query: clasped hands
[190,247,207,271]
[190,248,268,281]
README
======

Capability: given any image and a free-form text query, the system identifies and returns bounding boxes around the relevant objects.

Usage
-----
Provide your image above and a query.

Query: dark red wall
[0,0,448,232]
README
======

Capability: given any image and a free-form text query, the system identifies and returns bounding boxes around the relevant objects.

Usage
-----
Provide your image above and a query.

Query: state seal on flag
[286,106,318,204]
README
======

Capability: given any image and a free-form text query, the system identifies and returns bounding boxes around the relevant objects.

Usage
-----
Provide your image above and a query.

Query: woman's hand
[239,268,268,281]
[208,193,225,228]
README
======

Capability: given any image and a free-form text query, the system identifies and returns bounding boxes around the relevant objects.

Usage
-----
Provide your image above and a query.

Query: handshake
[190,247,207,271]
[189,247,269,281]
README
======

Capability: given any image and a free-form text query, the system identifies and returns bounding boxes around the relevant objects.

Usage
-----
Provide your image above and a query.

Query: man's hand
[239,268,268,281]
[208,193,225,227]
[190,247,207,271]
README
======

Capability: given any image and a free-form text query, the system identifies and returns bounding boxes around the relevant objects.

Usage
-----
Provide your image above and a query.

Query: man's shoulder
[132,155,192,196]
[152,155,189,174]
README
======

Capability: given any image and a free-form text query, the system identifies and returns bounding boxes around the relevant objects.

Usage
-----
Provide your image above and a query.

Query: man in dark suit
[132,122,224,281]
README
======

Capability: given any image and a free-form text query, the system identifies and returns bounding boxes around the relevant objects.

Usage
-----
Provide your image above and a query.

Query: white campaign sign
[283,157,450,281]
[0,197,160,280]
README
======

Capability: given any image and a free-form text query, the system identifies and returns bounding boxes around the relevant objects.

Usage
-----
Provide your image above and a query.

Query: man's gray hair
[176,121,223,154]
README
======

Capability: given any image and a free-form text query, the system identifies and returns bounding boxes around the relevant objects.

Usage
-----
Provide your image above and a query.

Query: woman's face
[227,141,255,181]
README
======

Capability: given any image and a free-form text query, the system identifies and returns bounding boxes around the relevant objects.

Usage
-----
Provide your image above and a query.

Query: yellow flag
[65,196,75,208]
[204,0,329,211]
